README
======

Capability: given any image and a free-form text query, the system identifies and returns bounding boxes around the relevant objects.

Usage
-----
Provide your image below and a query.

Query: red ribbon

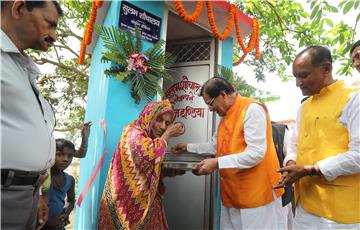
[77,119,108,207]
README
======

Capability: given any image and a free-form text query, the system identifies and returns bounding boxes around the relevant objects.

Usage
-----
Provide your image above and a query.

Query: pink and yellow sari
[98,100,174,230]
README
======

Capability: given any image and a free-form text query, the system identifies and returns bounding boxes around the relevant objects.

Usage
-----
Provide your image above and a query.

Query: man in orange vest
[172,77,285,229]
[274,46,360,228]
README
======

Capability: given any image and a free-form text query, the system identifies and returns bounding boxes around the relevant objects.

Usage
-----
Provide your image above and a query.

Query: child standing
[42,139,76,230]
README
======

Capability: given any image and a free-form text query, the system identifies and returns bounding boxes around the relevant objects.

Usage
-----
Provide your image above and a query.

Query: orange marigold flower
[174,0,203,23]
[206,1,235,41]
[78,0,103,64]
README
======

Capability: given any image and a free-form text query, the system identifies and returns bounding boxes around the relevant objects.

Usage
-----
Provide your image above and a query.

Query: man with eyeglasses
[274,45,360,229]
[172,77,285,229]
[350,40,360,73]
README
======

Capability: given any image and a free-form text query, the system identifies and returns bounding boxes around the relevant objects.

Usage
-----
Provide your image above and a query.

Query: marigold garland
[78,0,103,64]
[233,17,260,64]
[174,0,203,23]
[233,52,247,66]
[254,19,260,60]
[173,0,260,65]
[95,0,103,8]
[206,1,236,41]
[235,15,254,53]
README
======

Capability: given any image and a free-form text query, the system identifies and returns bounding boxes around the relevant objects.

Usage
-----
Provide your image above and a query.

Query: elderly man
[1,1,63,229]
[274,46,360,229]
[172,77,284,229]
[351,40,360,73]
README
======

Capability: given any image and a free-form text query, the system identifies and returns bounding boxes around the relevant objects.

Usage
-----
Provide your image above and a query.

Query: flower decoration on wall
[127,53,149,73]
[96,26,176,104]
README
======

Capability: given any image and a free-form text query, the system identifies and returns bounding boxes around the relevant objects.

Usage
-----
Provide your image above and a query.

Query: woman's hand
[162,123,184,141]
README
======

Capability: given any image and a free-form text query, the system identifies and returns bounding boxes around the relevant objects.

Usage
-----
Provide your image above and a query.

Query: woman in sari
[98,100,184,230]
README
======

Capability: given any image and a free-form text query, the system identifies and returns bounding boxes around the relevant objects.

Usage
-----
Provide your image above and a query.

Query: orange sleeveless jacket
[217,95,283,208]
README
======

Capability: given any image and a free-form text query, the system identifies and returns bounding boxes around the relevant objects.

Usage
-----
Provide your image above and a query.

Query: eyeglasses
[206,96,217,107]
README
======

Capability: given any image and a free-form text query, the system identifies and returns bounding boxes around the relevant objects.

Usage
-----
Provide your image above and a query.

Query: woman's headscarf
[99,100,175,230]
[133,99,175,137]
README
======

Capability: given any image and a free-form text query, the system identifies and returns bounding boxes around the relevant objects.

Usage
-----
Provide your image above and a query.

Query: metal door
[162,39,216,230]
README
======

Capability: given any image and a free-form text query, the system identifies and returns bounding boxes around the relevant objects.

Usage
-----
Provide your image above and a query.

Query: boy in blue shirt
[42,139,75,230]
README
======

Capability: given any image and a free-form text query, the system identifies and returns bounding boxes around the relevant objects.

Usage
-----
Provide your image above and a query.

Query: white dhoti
[220,192,285,230]
[294,202,360,230]
[282,203,294,230]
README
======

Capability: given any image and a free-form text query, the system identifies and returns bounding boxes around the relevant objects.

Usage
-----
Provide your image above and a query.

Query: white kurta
[188,103,286,229]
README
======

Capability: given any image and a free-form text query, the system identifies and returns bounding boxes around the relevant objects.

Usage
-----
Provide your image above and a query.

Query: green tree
[234,0,359,81]
[32,0,359,132]
[216,65,279,102]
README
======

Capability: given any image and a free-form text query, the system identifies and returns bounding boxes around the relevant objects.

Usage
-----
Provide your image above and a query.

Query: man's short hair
[350,40,360,57]
[295,45,333,66]
[56,138,75,152]
[200,77,235,98]
[1,1,63,16]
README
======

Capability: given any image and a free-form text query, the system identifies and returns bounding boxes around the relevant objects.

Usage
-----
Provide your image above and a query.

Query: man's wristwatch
[309,165,317,177]
[304,164,318,177]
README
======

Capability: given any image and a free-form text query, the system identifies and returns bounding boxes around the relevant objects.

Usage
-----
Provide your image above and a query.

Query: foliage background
[234,0,359,81]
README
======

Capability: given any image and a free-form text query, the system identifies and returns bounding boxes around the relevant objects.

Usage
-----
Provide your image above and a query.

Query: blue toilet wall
[75,1,165,229]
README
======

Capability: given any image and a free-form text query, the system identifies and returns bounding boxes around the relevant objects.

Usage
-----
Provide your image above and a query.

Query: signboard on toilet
[163,65,210,149]
[119,1,162,43]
